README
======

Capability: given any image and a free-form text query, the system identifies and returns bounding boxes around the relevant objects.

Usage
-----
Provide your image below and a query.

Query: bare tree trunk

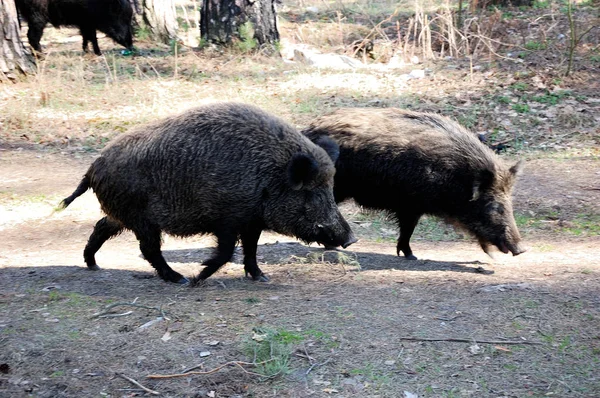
[200,0,279,46]
[142,0,178,44]
[0,0,35,82]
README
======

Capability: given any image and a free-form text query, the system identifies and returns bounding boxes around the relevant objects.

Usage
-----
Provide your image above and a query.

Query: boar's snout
[342,234,358,249]
[315,218,356,249]
[509,242,527,256]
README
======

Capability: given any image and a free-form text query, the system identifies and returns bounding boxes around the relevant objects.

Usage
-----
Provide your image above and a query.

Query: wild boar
[304,108,526,259]
[61,102,356,284]
[15,0,134,55]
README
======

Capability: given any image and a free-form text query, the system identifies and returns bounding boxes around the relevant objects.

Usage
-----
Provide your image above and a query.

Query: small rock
[199,351,211,357]
[384,360,396,365]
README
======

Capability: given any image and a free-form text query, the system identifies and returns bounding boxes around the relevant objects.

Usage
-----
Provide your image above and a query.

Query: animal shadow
[162,241,494,275]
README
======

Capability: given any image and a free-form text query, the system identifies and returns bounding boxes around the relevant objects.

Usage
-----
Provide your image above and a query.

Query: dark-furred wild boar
[60,102,356,285]
[304,108,526,259]
[15,0,134,55]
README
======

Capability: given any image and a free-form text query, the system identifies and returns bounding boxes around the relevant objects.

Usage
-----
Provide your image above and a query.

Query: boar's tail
[59,176,90,209]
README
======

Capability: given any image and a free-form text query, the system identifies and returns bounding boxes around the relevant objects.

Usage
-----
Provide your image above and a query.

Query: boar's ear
[509,160,524,177]
[311,135,340,163]
[471,169,495,201]
[288,153,319,190]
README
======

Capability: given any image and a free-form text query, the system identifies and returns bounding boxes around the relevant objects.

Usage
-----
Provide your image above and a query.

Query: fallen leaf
[494,345,512,352]
[161,331,172,342]
[206,340,220,346]
[168,322,183,332]
[384,360,396,365]
[138,317,164,330]
[469,344,482,354]
[322,388,338,393]
[207,391,215,398]
[404,391,418,398]
[252,332,267,342]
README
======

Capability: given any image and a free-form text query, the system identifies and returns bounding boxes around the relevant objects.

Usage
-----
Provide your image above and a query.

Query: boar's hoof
[87,264,101,271]
[176,277,190,285]
[246,272,270,282]
[405,254,418,260]
[323,244,339,250]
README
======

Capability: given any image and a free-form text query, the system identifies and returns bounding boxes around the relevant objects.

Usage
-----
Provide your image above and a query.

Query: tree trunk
[0,0,35,82]
[200,0,279,46]
[142,0,178,44]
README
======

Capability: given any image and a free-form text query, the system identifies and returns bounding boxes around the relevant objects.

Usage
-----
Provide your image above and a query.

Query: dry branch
[147,360,270,379]
[117,373,160,395]
[398,336,543,345]
[91,298,169,320]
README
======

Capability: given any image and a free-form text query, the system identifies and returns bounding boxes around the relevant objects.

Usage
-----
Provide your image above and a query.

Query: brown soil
[1,148,599,398]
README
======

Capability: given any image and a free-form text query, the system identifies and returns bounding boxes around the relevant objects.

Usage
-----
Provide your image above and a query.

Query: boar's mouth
[480,240,526,256]
[314,232,358,250]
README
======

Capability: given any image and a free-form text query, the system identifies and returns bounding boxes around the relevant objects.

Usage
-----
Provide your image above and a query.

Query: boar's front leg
[396,213,420,260]
[193,231,237,283]
[133,223,189,284]
[240,226,269,282]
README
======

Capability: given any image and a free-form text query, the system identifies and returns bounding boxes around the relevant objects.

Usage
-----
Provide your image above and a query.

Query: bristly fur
[60,102,355,284]
[303,107,525,259]
[15,0,134,55]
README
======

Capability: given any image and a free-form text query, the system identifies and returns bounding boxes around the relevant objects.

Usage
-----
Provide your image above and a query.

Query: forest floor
[1,1,599,397]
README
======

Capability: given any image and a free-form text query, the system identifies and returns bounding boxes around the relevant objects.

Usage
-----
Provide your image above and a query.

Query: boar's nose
[342,235,358,249]
[511,243,527,256]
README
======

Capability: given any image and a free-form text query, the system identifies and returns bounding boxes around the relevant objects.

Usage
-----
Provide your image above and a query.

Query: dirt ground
[1,146,599,398]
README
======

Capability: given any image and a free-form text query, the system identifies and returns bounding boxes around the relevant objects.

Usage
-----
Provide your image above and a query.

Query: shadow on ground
[162,241,494,275]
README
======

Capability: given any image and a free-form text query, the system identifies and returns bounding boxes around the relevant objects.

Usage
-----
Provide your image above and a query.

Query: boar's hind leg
[133,223,188,284]
[193,232,237,283]
[241,226,269,282]
[396,213,420,260]
[84,217,124,270]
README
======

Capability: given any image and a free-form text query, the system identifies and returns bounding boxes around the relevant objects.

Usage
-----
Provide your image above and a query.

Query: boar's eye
[487,202,505,216]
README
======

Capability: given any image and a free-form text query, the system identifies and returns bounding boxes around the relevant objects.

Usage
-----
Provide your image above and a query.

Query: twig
[398,336,542,345]
[117,373,160,395]
[147,360,270,379]
[98,310,133,318]
[306,357,333,375]
[91,298,169,320]
[181,363,204,374]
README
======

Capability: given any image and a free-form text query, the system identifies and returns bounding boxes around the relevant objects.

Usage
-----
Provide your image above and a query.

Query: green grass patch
[237,22,258,52]
[531,90,571,105]
[243,327,302,379]
[348,362,391,388]
[524,40,547,51]
[512,103,530,113]
[562,214,600,236]
[511,82,529,91]
[245,297,261,304]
